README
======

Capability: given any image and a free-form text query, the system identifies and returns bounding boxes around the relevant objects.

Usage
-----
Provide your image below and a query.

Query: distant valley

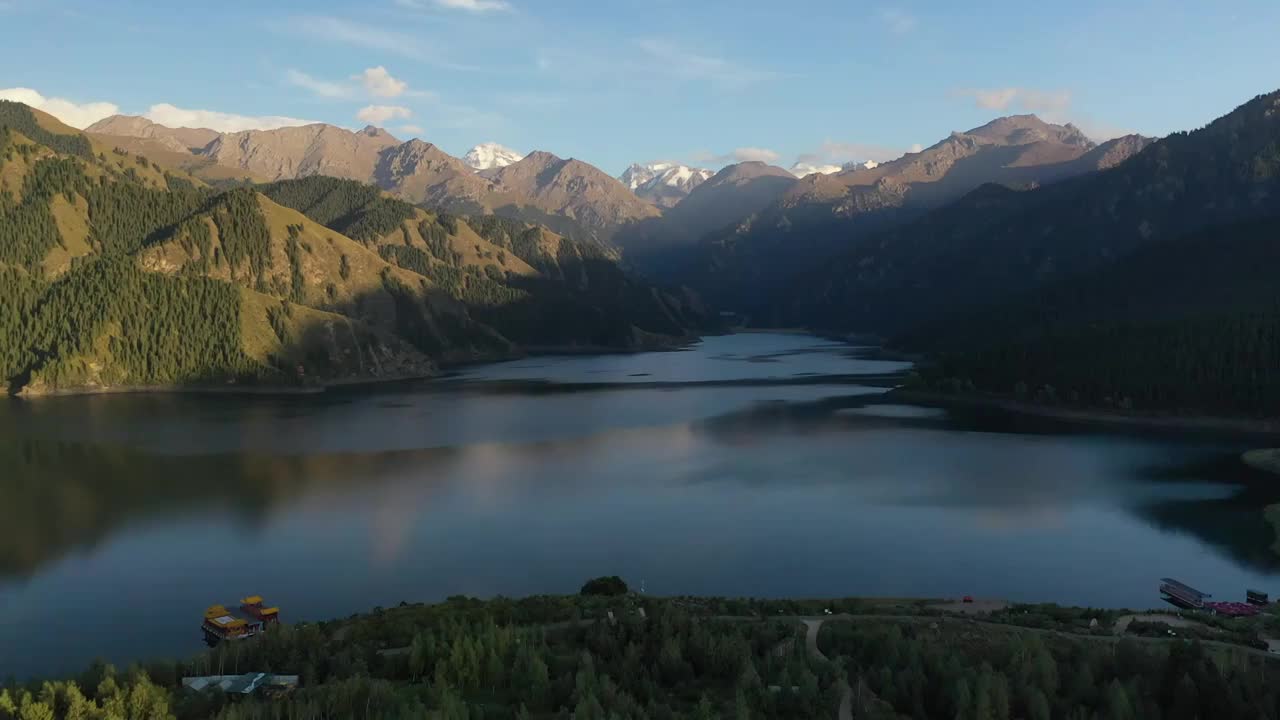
[5,87,1280,416]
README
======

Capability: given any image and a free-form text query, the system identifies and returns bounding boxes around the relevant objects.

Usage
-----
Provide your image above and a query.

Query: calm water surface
[2,333,1278,678]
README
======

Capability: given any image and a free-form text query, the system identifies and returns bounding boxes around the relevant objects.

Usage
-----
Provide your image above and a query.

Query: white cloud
[287,66,426,102]
[429,0,511,11]
[959,87,1073,115]
[728,147,780,163]
[289,15,482,71]
[635,38,780,90]
[279,60,502,132]
[0,87,119,128]
[969,88,1018,111]
[3,86,319,133]
[879,8,917,34]
[284,69,353,99]
[144,103,315,132]
[357,66,408,98]
[693,147,781,166]
[794,140,908,168]
[909,143,923,153]
[952,87,1131,140]
[1072,119,1135,142]
[293,16,414,56]
[356,105,413,125]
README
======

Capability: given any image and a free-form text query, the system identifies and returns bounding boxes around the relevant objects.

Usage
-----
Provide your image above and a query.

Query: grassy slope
[3,105,512,394]
[0,131,50,201]
[41,192,92,276]
[142,193,512,362]
[237,288,434,382]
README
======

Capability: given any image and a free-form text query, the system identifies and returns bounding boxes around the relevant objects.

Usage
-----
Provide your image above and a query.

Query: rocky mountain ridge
[87,115,656,244]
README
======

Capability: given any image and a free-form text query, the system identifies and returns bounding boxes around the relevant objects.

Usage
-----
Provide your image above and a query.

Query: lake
[2,332,1279,678]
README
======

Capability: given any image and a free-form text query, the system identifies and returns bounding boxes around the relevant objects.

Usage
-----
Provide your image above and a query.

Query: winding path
[802,618,828,661]
[799,617,848,720]
[837,681,852,720]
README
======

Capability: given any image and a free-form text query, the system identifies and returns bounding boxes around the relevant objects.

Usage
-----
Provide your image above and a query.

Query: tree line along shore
[6,583,1280,720]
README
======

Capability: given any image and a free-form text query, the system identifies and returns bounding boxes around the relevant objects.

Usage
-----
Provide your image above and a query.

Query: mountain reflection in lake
[1,333,1278,678]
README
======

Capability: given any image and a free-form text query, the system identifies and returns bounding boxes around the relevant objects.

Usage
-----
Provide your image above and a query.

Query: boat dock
[1159,578,1212,609]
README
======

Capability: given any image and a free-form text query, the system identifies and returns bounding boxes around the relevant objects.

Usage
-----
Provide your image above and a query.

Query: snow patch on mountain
[620,162,714,192]
[463,142,524,171]
[789,159,881,177]
[788,162,842,177]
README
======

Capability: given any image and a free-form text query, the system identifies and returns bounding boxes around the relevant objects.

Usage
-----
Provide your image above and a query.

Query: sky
[1,0,1278,175]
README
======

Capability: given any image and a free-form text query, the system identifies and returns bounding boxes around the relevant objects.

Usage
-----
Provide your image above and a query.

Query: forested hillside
[791,90,1280,335]
[5,593,1280,719]
[664,118,1151,316]
[0,102,702,396]
[906,216,1280,416]
[781,90,1280,417]
[260,177,707,348]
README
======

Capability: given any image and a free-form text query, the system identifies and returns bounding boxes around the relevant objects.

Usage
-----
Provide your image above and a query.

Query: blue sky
[1,0,1278,174]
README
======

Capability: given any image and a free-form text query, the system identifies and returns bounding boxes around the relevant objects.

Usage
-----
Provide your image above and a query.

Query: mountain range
[12,86,1280,415]
[787,90,1280,415]
[666,115,1155,314]
[614,160,800,267]
[0,101,705,395]
[788,99,1277,336]
[85,114,658,245]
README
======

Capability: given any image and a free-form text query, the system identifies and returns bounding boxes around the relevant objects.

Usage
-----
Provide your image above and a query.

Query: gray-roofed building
[182,673,299,695]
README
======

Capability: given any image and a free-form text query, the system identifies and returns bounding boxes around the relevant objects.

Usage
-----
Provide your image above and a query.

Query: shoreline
[886,388,1280,438]
[7,335,713,400]
[14,591,1278,681]
[10,369,454,400]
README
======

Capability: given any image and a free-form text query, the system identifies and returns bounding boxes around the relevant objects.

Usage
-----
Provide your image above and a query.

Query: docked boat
[1159,578,1211,609]
[202,596,280,645]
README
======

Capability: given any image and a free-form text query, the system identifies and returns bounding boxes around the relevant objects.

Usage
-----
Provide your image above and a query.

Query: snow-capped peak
[463,142,524,171]
[619,162,714,192]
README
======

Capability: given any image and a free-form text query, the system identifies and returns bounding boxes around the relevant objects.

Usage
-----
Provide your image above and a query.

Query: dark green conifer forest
[5,594,1280,720]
